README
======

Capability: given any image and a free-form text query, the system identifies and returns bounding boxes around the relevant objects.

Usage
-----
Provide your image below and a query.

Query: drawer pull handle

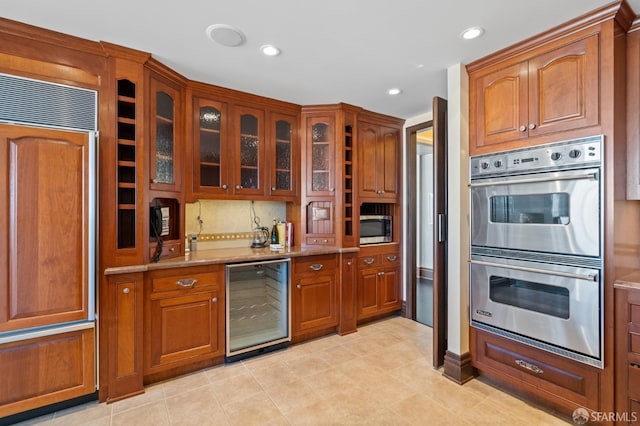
[515,359,544,374]
[386,255,397,262]
[631,362,640,369]
[309,264,323,271]
[363,258,375,265]
[176,278,197,288]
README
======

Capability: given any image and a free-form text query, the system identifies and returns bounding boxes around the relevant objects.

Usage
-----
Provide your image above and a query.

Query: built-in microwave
[360,215,392,245]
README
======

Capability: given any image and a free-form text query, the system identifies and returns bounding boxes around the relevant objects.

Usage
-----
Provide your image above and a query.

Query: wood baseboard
[442,350,476,384]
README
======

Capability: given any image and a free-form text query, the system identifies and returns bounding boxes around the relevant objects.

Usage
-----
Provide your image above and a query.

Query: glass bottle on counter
[271,218,279,245]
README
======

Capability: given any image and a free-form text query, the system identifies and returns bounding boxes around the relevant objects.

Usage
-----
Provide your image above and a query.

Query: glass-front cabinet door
[192,97,230,195]
[149,75,182,192]
[233,105,265,196]
[306,115,335,196]
[269,112,298,198]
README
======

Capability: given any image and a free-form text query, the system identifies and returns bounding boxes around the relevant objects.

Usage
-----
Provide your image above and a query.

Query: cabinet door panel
[233,105,265,196]
[293,274,338,333]
[357,270,379,319]
[358,125,378,197]
[379,268,401,311]
[0,125,90,332]
[528,35,599,137]
[269,112,298,199]
[148,290,221,369]
[472,62,529,150]
[306,116,336,196]
[381,127,400,199]
[192,97,230,195]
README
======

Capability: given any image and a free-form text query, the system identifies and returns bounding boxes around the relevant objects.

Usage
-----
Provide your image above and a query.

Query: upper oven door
[470,167,601,257]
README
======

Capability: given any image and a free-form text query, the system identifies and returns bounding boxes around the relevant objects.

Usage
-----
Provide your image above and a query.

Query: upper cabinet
[469,29,600,155]
[191,96,231,196]
[187,85,299,202]
[357,115,402,202]
[305,115,337,197]
[269,112,298,198]
[148,71,184,193]
[233,105,266,197]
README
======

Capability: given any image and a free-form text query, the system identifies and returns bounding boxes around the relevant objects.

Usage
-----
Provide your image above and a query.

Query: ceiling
[1,0,638,119]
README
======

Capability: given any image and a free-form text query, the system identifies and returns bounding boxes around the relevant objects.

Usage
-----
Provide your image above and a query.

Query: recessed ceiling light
[260,44,281,56]
[460,26,484,40]
[387,88,402,95]
[206,24,246,47]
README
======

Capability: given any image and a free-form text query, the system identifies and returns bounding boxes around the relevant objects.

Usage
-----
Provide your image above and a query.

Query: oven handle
[469,171,598,188]
[470,259,599,282]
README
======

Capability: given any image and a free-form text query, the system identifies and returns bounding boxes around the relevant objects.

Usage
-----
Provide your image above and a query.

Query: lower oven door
[470,167,601,257]
[470,255,601,365]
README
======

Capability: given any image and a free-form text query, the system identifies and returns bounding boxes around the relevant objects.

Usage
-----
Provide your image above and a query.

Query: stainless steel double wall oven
[469,135,604,368]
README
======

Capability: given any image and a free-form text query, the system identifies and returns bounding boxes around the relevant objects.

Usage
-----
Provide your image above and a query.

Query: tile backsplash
[185,200,287,249]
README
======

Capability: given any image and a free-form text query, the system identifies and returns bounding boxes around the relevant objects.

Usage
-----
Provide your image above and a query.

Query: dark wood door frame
[404,97,448,368]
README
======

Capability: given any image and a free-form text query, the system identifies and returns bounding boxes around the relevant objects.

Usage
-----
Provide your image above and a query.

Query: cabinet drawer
[358,254,380,268]
[305,236,336,246]
[294,255,337,275]
[381,252,400,266]
[151,271,221,293]
[474,330,599,407]
[149,240,182,260]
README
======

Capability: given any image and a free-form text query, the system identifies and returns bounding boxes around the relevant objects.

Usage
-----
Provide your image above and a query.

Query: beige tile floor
[16,316,570,425]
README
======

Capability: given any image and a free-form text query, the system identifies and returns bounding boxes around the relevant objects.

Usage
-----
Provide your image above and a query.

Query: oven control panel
[470,135,602,178]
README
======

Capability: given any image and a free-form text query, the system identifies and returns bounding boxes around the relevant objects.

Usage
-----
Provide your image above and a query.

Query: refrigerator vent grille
[0,73,97,131]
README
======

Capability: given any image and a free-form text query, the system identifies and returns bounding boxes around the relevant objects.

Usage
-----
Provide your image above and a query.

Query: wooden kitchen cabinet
[104,273,144,402]
[268,111,298,199]
[627,27,640,200]
[292,254,339,338]
[144,266,224,378]
[471,328,600,415]
[614,284,640,422]
[232,104,266,196]
[357,112,403,202]
[469,29,600,155]
[356,245,401,321]
[338,252,358,335]
[147,68,184,193]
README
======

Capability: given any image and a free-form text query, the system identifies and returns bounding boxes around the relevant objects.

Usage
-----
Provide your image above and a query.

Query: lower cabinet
[615,284,640,423]
[338,252,358,335]
[471,328,601,414]
[0,328,95,418]
[356,245,401,321]
[104,273,144,402]
[144,265,224,378]
[292,254,339,337]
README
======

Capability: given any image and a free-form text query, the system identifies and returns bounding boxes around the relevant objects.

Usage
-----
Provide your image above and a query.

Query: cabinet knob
[323,239,328,243]
[152,178,158,184]
[236,185,242,189]
[309,264,323,271]
[271,187,277,191]
[212,297,217,302]
[330,188,335,192]
[528,123,536,130]
[176,278,197,288]
[377,272,385,276]
[386,255,397,262]
[170,247,175,252]
[364,258,375,265]
[347,261,352,266]
[519,125,527,132]
[122,287,130,294]
[222,184,228,190]
[297,284,302,289]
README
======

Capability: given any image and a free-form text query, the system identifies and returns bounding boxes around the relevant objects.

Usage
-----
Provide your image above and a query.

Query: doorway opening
[416,128,433,327]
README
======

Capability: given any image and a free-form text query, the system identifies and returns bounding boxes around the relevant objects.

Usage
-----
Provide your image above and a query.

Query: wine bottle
[270,218,279,245]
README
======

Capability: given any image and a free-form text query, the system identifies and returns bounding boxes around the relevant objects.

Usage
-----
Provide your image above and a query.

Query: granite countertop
[615,270,640,290]
[104,245,361,275]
